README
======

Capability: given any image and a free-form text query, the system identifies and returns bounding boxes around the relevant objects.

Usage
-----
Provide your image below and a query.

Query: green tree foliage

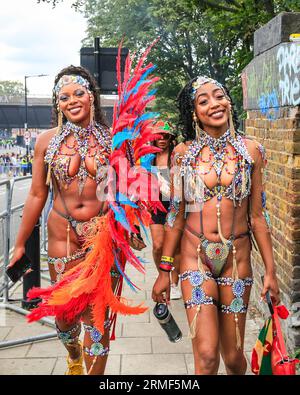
[39,0,300,124]
[82,0,232,122]
[80,0,300,123]
[0,80,25,96]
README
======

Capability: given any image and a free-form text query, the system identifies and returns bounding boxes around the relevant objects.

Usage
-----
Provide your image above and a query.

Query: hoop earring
[192,111,202,140]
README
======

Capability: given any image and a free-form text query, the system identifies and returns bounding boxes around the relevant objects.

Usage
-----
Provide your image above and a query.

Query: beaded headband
[190,76,225,100]
[54,74,90,95]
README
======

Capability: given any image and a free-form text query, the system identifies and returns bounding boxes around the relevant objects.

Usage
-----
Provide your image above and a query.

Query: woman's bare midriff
[47,176,106,257]
[181,196,252,278]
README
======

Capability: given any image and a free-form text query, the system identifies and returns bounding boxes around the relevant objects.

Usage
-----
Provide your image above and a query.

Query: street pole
[94,37,101,94]
[24,76,29,167]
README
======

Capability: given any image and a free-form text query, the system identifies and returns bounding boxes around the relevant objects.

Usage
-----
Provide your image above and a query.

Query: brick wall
[245,108,300,350]
[242,12,300,352]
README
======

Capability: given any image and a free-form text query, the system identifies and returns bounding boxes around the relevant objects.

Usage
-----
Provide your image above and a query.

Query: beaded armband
[159,255,174,272]
[159,256,174,272]
[161,256,174,263]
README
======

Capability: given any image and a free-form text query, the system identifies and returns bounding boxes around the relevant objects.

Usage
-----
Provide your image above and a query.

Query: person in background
[10,153,17,177]
[20,156,28,176]
[150,120,181,300]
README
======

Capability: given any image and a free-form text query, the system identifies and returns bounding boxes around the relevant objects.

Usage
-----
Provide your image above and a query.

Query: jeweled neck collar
[64,121,92,138]
[199,129,230,145]
[197,129,230,150]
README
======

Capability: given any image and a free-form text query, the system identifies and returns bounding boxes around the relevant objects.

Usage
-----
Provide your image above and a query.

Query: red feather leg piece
[27,215,147,333]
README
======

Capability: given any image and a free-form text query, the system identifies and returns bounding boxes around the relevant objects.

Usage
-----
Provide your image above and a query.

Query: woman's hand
[152,272,171,304]
[7,246,25,268]
[261,272,281,305]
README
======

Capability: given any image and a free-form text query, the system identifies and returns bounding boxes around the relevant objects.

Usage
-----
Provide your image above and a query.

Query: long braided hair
[51,65,108,128]
[177,77,240,141]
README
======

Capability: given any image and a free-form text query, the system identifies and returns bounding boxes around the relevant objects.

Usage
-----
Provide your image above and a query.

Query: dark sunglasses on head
[159,133,171,140]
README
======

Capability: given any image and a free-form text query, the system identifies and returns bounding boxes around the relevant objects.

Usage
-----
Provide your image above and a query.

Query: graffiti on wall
[258,90,279,120]
[242,42,300,113]
[277,43,300,106]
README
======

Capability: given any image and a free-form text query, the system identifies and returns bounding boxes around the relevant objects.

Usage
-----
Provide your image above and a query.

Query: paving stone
[52,355,121,375]
[27,338,66,357]
[118,310,150,324]
[152,336,192,354]
[0,344,31,359]
[52,357,77,375]
[123,322,169,338]
[0,358,56,375]
[0,309,28,326]
[245,319,260,332]
[0,326,12,341]
[5,322,54,340]
[243,333,258,352]
[245,351,254,375]
[121,354,188,375]
[103,355,121,375]
[121,289,147,300]
[110,337,151,355]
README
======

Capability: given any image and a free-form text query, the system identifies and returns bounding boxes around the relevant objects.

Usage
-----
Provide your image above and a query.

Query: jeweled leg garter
[216,276,253,349]
[83,320,111,357]
[56,322,81,345]
[216,276,253,313]
[49,249,86,282]
[180,270,218,338]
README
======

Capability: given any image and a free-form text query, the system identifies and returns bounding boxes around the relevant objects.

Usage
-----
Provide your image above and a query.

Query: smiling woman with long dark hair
[8,66,114,375]
[152,76,280,375]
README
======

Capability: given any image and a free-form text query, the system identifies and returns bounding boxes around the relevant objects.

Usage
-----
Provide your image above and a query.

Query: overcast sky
[0,0,87,96]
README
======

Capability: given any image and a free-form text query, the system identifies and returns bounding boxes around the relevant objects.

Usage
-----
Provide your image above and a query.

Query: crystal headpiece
[54,74,90,95]
[190,76,225,100]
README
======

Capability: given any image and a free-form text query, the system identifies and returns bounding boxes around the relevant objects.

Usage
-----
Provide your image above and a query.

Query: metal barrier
[0,176,56,349]
[0,164,31,178]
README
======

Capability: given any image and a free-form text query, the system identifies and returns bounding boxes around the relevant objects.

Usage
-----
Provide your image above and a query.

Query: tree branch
[224,0,243,8]
[184,30,194,77]
[262,0,275,16]
[200,0,237,13]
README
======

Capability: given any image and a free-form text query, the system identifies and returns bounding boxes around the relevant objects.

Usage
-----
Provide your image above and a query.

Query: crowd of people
[0,138,16,150]
[0,152,33,177]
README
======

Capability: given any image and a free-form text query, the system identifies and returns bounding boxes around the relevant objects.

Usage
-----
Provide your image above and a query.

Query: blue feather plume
[113,250,138,292]
[109,203,132,232]
[117,192,139,207]
[112,129,135,149]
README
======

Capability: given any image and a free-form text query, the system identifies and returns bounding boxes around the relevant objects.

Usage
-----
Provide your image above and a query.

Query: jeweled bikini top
[178,130,254,205]
[45,121,111,194]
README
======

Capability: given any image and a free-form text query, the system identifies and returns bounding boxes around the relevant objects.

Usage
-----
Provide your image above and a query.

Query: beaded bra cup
[45,122,111,194]
[178,131,254,205]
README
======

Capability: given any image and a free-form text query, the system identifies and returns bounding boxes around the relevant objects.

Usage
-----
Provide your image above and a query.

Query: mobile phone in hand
[6,254,32,283]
